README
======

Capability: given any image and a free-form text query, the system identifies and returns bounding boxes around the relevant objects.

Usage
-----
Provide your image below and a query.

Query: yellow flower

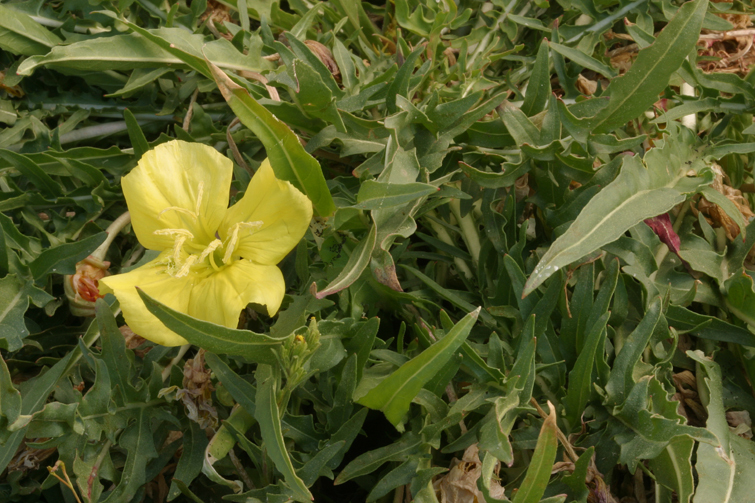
[100,140,313,346]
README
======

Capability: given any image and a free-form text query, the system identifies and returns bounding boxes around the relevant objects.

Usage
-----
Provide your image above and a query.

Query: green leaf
[208,60,335,216]
[0,149,63,198]
[585,0,708,133]
[335,432,422,485]
[723,271,755,328]
[0,355,21,435]
[18,26,272,77]
[688,350,753,503]
[524,129,713,295]
[604,299,662,406]
[96,299,140,404]
[137,289,290,363]
[205,352,256,415]
[548,41,617,79]
[29,232,107,280]
[612,375,716,471]
[315,225,376,298]
[459,161,525,188]
[0,351,73,473]
[101,408,158,503]
[521,41,551,117]
[564,312,610,426]
[255,364,312,502]
[0,5,62,56]
[168,421,209,501]
[0,274,53,351]
[354,181,438,210]
[386,46,423,114]
[665,305,755,346]
[124,109,149,159]
[357,308,480,429]
[366,458,419,502]
[649,435,695,503]
[512,404,559,503]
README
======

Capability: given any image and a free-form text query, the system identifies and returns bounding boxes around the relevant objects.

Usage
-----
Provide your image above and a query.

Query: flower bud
[64,256,110,316]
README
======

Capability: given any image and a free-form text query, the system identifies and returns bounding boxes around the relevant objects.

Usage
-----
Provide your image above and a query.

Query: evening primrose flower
[100,140,313,346]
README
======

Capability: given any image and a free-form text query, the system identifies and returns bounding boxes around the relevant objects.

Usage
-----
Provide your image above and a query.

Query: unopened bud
[64,256,110,316]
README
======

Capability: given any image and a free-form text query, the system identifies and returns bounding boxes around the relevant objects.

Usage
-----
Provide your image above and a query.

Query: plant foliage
[2,0,755,501]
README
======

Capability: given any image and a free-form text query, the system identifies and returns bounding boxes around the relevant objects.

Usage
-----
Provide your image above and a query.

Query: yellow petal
[99,252,196,346]
[123,140,233,251]
[187,260,285,325]
[220,159,312,265]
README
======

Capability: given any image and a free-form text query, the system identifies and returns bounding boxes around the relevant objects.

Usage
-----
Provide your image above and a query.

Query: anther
[222,221,263,264]
[198,239,223,261]
[154,229,195,262]
[175,255,198,277]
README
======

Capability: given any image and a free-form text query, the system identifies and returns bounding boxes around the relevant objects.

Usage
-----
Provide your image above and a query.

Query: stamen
[172,236,187,262]
[198,239,223,261]
[175,255,198,277]
[222,221,263,264]
[153,228,195,238]
[154,228,195,262]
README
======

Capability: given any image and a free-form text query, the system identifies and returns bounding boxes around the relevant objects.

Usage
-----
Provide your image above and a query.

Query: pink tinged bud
[65,256,111,316]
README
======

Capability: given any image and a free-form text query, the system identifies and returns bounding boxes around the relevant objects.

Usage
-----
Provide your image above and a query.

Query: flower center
[153,186,263,278]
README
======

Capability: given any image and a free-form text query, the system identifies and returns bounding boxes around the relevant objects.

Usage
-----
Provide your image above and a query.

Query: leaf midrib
[592,0,702,132]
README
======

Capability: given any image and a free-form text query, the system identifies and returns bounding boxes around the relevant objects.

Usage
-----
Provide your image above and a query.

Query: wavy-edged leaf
[688,351,755,503]
[0,351,73,472]
[649,435,695,503]
[524,129,714,295]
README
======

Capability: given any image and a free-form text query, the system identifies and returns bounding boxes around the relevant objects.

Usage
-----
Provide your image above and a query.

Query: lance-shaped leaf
[315,224,376,299]
[18,24,272,77]
[208,60,335,217]
[564,312,610,426]
[354,181,438,210]
[357,308,480,430]
[255,364,312,502]
[512,402,559,503]
[137,289,290,364]
[586,0,708,134]
[0,5,62,56]
[524,129,714,295]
